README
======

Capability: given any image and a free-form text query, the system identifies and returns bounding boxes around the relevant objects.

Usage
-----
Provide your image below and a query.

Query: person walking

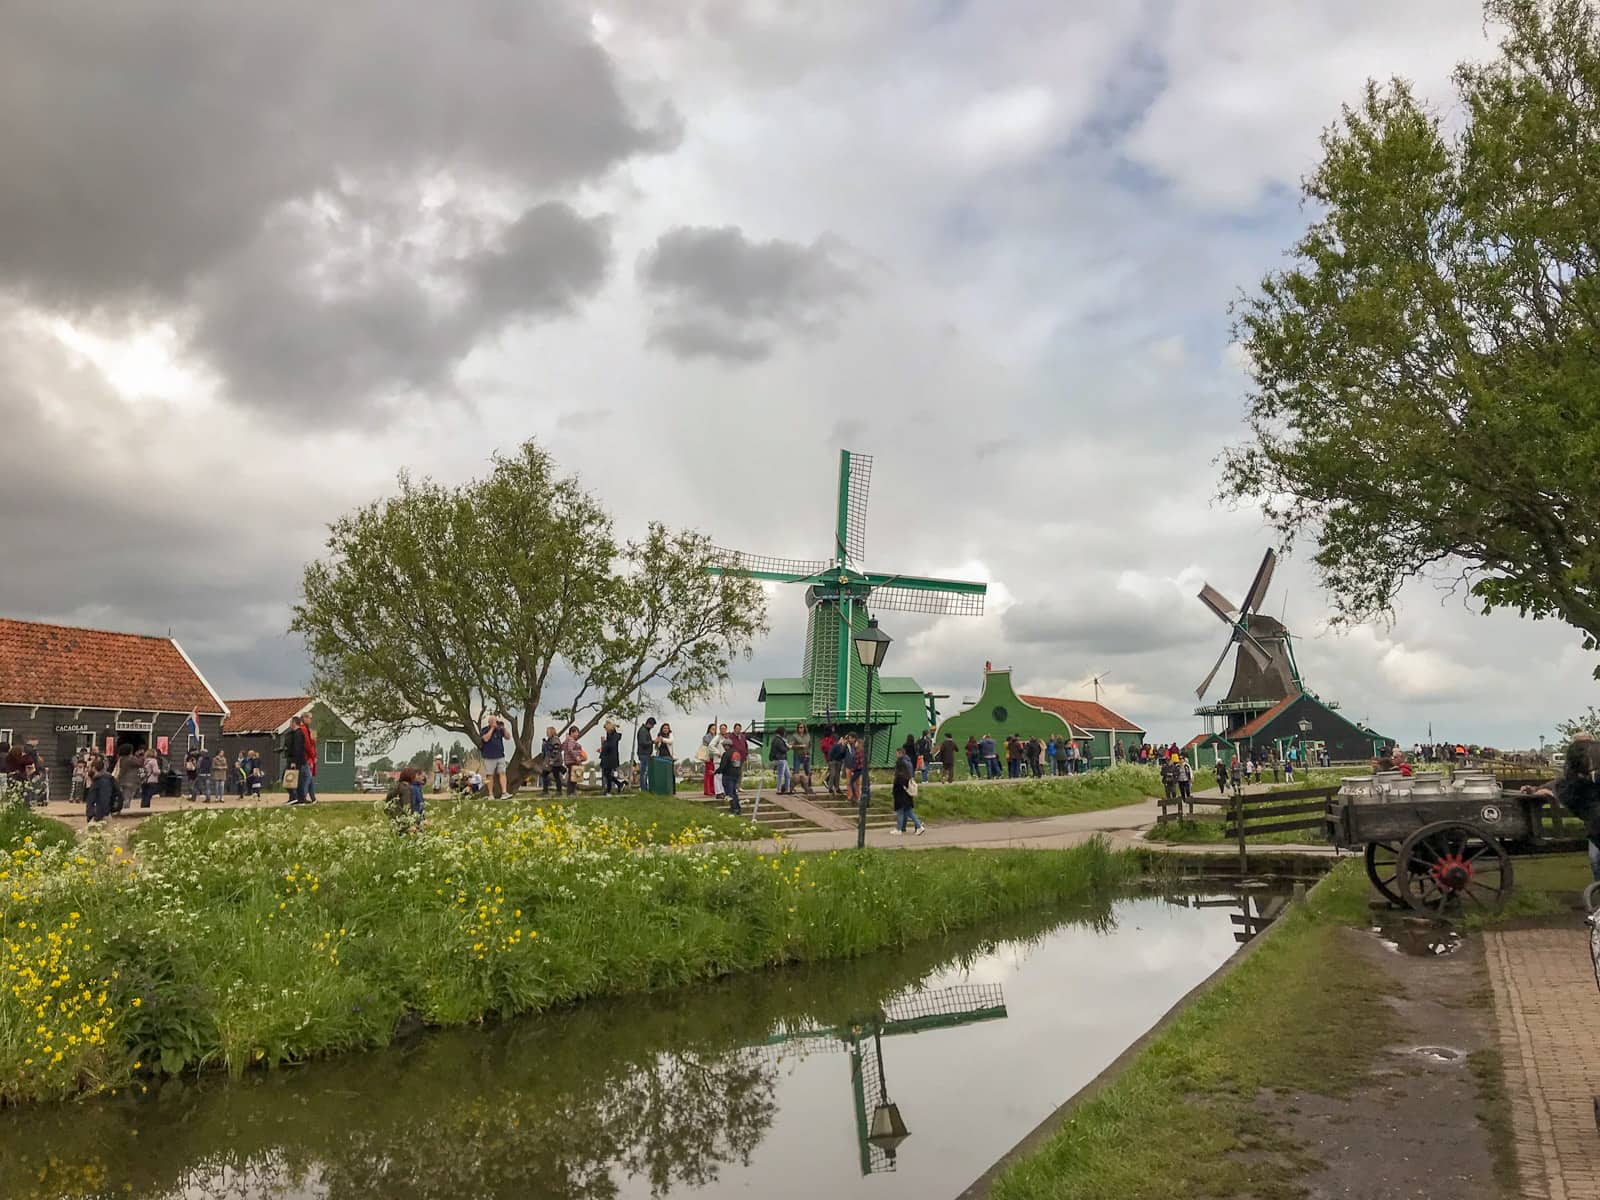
[709,724,729,796]
[140,749,162,810]
[193,746,213,803]
[284,715,310,805]
[85,759,115,824]
[302,723,320,804]
[561,725,584,796]
[826,734,848,795]
[917,730,933,785]
[211,749,230,803]
[725,723,749,803]
[635,718,656,788]
[770,726,791,794]
[792,722,814,796]
[964,735,980,779]
[1177,757,1194,813]
[719,735,741,815]
[183,748,199,801]
[939,733,957,784]
[892,745,925,835]
[540,726,561,795]
[480,714,510,799]
[699,723,718,796]
[600,720,622,795]
[1026,736,1043,779]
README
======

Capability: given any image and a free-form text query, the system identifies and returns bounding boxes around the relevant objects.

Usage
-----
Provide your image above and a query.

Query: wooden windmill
[1194,548,1301,705]
[708,449,987,723]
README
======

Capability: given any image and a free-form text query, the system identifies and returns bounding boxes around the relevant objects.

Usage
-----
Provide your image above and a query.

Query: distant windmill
[1079,670,1111,705]
[707,450,987,719]
[1194,548,1302,703]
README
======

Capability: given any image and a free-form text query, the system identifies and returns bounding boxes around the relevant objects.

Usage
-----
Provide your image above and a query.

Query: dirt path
[1270,922,1510,1199]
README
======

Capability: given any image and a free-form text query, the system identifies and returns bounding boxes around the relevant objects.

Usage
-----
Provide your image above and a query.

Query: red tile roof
[1020,695,1145,733]
[1231,694,1298,740]
[1183,733,1211,750]
[0,618,226,713]
[222,697,313,735]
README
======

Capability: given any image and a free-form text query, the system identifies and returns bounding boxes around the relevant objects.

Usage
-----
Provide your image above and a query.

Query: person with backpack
[916,730,933,784]
[84,759,116,823]
[892,741,925,835]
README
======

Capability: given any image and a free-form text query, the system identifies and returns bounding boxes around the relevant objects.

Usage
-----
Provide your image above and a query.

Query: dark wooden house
[221,697,358,793]
[0,617,228,796]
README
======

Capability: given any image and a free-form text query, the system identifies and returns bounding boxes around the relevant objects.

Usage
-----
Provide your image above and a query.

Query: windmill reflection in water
[754,982,1008,1175]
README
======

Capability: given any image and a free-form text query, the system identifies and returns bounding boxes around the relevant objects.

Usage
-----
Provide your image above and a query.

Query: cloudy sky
[1,0,1589,753]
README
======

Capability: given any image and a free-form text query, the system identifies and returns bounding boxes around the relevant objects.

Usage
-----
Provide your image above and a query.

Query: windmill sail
[1242,549,1277,615]
[838,451,872,565]
[1194,549,1301,703]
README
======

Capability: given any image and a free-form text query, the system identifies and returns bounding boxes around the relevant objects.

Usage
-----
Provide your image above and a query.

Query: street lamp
[853,619,893,849]
[1296,718,1312,769]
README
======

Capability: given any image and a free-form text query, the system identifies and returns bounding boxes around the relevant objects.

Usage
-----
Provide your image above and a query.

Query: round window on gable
[992,705,1009,723]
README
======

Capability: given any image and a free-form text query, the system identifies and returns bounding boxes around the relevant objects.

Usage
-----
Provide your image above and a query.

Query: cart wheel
[1363,840,1407,907]
[1395,821,1512,918]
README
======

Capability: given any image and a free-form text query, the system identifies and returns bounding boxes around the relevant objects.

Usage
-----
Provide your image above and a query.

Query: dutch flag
[185,708,200,738]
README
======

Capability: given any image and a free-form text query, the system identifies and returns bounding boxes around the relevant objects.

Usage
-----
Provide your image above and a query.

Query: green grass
[128,793,760,854]
[992,861,1397,1200]
[911,765,1159,822]
[1458,849,1593,927]
[0,799,76,853]
[0,798,1138,1104]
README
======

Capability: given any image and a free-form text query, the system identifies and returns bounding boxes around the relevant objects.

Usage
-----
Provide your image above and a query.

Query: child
[720,740,742,816]
[248,764,265,799]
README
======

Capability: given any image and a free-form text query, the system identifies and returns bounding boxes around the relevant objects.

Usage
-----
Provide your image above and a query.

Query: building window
[323,739,345,765]
[187,734,206,751]
[0,728,11,747]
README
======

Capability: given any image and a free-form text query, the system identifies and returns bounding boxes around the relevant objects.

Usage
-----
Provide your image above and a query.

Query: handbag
[693,744,709,763]
[282,767,300,790]
[907,777,919,798]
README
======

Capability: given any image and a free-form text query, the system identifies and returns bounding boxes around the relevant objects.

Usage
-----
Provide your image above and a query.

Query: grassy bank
[912,765,1158,822]
[126,793,760,853]
[0,801,75,853]
[992,862,1395,1200]
[0,800,1135,1105]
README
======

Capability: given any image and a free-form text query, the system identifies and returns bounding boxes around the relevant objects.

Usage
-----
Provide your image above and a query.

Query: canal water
[0,884,1291,1200]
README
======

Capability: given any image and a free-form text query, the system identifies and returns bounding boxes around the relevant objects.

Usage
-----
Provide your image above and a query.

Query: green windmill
[708,449,987,764]
[755,982,1008,1175]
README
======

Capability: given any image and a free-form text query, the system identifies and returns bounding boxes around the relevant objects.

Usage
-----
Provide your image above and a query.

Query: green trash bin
[647,755,677,796]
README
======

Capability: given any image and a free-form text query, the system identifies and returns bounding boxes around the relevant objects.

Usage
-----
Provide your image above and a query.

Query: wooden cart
[1325,778,1579,915]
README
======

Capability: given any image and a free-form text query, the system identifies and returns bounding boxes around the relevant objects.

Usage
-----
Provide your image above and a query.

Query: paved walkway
[1485,927,1600,1199]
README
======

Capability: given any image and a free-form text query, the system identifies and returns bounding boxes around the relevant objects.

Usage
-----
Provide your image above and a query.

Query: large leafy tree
[292,441,765,782]
[1222,0,1600,672]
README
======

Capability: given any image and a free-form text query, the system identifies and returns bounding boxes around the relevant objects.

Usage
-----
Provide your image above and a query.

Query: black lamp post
[853,619,893,849]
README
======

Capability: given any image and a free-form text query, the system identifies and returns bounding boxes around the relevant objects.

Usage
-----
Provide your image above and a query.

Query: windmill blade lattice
[709,548,830,579]
[841,452,872,565]
[870,585,986,617]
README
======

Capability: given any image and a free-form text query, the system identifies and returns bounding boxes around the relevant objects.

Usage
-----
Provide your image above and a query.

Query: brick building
[0,617,229,796]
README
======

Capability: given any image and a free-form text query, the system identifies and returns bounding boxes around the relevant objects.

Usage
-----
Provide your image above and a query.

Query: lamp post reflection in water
[762,981,1007,1175]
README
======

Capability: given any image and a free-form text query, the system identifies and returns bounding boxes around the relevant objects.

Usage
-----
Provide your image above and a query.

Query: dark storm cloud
[638,225,865,362]
[191,201,612,415]
[0,0,673,416]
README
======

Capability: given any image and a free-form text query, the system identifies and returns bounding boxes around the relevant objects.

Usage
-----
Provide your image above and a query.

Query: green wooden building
[222,696,359,792]
[936,666,1146,775]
